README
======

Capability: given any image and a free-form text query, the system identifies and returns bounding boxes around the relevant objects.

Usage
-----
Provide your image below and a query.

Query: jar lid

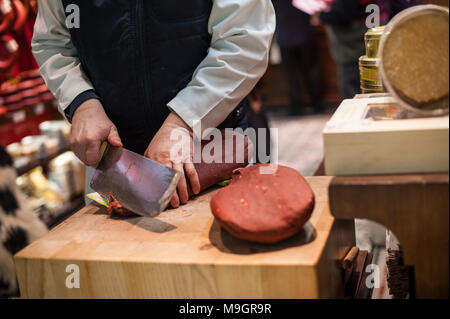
[379,4,449,115]
[365,26,386,40]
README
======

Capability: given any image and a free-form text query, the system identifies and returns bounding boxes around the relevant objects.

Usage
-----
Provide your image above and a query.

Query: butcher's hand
[70,99,123,167]
[145,112,201,208]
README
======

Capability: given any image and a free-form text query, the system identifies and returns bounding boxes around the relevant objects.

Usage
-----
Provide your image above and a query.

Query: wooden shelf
[14,146,70,176]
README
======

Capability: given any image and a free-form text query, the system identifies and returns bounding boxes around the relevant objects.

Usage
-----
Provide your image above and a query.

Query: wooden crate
[323,96,449,176]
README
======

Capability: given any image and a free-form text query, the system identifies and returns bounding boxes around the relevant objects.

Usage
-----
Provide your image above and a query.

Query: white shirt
[32,0,276,138]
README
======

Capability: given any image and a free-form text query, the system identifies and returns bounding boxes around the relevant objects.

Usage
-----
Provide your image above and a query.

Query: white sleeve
[32,0,95,118]
[167,0,276,138]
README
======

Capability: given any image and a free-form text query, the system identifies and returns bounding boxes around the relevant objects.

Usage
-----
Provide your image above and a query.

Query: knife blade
[90,142,180,217]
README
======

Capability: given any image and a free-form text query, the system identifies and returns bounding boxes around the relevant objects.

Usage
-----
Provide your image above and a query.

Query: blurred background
[257,0,449,175]
[1,0,84,231]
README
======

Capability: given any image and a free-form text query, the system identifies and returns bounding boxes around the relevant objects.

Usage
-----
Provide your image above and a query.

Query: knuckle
[85,136,99,146]
[85,155,98,167]
[158,151,171,160]
[75,138,84,148]
[85,135,96,143]
[186,168,196,177]
[69,134,77,146]
[86,160,97,167]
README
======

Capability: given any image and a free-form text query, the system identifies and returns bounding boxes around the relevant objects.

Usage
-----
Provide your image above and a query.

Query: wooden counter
[15,176,355,299]
[329,174,449,298]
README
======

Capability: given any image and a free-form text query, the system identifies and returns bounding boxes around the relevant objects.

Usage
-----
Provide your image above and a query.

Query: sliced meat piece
[107,195,136,217]
[210,164,315,244]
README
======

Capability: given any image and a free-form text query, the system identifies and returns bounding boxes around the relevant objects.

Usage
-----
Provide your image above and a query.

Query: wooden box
[323,96,449,176]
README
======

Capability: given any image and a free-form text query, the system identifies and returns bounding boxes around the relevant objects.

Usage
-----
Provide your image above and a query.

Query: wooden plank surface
[329,174,449,298]
[15,176,355,299]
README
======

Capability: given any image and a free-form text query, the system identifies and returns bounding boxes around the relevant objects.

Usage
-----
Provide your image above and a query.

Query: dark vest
[61,0,248,154]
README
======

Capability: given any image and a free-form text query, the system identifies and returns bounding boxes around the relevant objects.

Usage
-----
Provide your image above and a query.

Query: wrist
[167,112,191,131]
[65,90,101,123]
[73,99,104,119]
[72,99,106,125]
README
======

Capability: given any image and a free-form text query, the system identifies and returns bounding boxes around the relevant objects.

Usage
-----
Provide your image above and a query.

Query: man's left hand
[145,112,201,208]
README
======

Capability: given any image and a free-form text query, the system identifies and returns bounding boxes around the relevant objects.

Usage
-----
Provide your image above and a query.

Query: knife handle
[99,141,109,162]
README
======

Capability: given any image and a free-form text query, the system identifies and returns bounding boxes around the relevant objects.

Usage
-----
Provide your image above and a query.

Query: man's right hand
[69,99,123,167]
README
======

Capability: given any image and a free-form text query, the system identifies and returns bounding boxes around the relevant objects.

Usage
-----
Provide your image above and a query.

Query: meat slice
[107,195,136,217]
[210,164,315,244]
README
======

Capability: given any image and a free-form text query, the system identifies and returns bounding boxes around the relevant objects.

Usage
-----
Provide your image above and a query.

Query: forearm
[168,0,276,139]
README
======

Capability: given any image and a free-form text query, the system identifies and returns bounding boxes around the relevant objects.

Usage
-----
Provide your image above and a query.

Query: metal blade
[90,145,180,217]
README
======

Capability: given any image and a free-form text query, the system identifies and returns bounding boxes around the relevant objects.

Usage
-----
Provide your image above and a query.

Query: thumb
[107,126,123,147]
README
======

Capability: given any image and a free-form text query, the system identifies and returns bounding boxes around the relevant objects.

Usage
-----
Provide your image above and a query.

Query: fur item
[0,146,48,297]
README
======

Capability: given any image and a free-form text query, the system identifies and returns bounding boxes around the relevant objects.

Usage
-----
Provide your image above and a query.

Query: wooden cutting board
[14,176,355,298]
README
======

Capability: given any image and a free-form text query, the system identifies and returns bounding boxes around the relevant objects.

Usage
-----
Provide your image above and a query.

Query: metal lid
[379,4,449,116]
[365,26,386,40]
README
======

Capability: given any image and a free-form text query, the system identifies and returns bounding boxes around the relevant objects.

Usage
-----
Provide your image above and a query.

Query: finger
[72,144,88,166]
[74,135,92,166]
[184,162,200,195]
[170,188,180,208]
[144,148,171,167]
[84,139,102,167]
[173,162,188,205]
[145,150,180,206]
[108,126,123,147]
[69,129,88,165]
[69,138,85,165]
[162,161,179,208]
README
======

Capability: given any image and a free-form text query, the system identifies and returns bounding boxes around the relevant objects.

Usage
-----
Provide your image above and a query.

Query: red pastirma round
[22,96,40,107]
[20,87,39,99]
[16,78,44,91]
[2,91,21,104]
[210,164,315,244]
[34,83,49,94]
[18,68,40,81]
[39,91,54,101]
[0,81,17,96]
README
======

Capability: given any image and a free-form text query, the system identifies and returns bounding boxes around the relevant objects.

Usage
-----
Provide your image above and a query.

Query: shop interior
[0,0,448,300]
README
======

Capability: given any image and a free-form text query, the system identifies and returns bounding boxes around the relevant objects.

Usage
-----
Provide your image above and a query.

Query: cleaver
[90,142,181,217]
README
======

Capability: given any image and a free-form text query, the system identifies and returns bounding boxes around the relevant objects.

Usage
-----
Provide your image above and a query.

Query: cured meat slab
[211,164,315,244]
